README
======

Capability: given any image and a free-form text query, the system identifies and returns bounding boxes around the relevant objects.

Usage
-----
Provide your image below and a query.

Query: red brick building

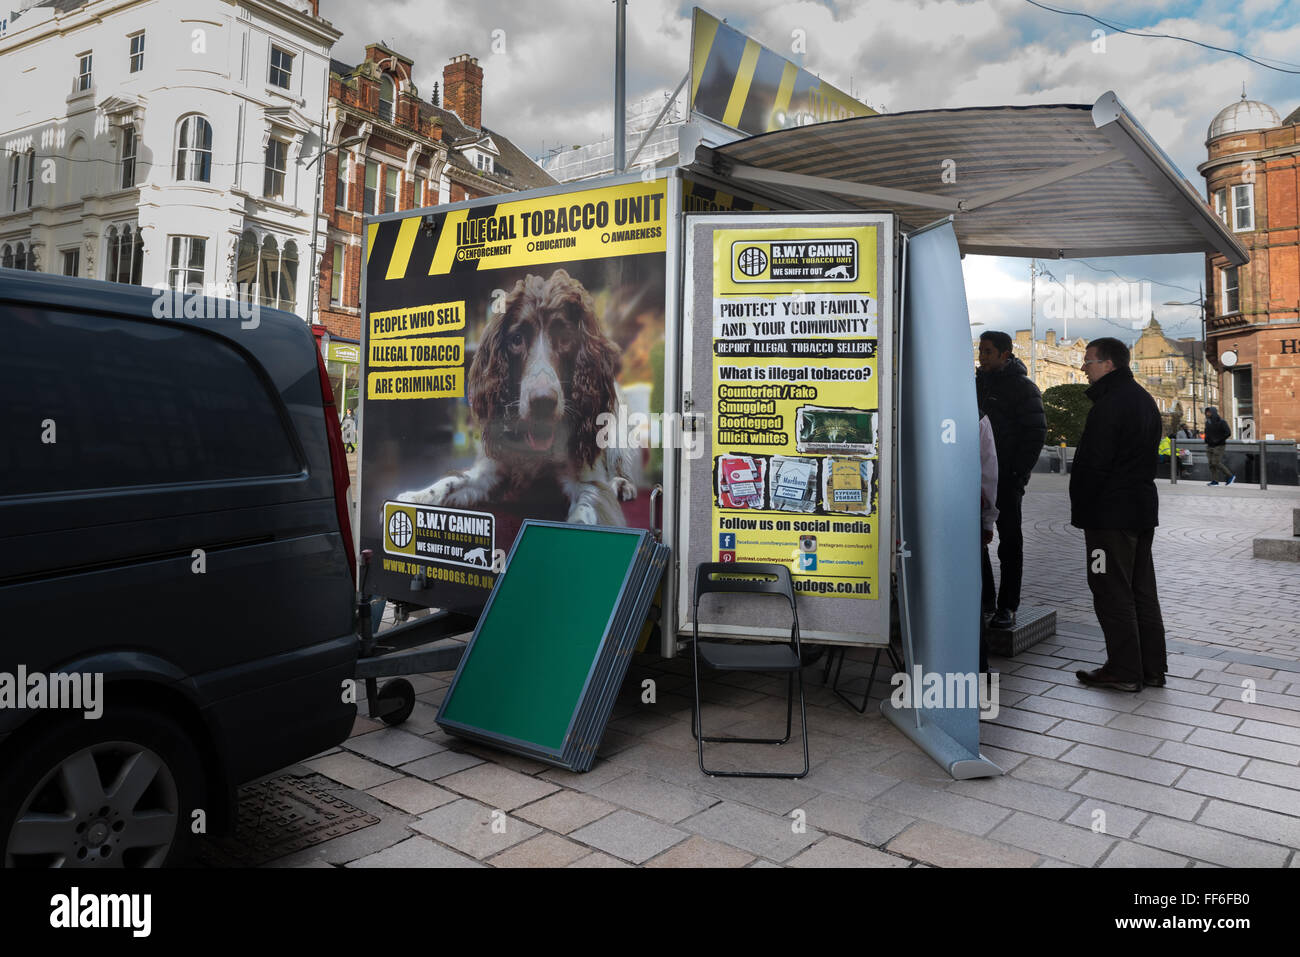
[1200,94,1300,441]
[316,44,553,410]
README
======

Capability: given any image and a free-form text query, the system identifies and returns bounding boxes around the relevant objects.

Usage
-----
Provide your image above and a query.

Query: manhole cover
[193,774,379,867]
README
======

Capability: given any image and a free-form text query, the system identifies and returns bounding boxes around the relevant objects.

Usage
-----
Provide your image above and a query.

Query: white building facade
[0,0,340,318]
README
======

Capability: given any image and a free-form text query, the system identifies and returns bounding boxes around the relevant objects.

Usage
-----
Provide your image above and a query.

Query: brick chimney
[443,54,483,130]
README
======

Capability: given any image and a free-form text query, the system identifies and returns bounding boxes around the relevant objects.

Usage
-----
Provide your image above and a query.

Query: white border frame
[675,211,896,648]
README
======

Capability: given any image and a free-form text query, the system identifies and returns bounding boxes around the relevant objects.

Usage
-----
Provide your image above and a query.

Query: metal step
[985,606,1056,657]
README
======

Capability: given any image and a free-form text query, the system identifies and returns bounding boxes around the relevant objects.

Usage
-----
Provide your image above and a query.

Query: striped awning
[699,92,1247,266]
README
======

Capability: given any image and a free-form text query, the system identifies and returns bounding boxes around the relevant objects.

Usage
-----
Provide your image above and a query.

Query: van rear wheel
[375,678,416,726]
[0,708,204,868]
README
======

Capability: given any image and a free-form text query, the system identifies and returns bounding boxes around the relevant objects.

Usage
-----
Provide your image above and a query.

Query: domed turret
[1208,91,1282,141]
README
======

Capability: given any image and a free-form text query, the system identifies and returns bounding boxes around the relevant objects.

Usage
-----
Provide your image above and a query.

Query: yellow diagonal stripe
[429,209,469,275]
[772,61,798,127]
[364,223,378,265]
[721,40,761,129]
[690,8,720,105]
[385,216,420,281]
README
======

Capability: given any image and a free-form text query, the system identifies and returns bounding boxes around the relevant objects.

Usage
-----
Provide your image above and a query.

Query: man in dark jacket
[1070,337,1166,692]
[976,331,1047,630]
[1203,406,1235,486]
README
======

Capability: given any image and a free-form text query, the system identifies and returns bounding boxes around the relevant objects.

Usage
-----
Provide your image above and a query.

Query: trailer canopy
[693,91,1247,266]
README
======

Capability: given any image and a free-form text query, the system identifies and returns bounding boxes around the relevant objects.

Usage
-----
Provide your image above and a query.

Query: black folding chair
[691,562,809,779]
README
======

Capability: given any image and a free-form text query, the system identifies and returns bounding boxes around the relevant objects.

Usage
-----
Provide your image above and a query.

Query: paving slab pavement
[278,476,1300,868]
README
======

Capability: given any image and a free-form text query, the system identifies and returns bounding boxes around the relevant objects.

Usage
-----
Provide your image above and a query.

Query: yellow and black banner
[690,7,875,135]
[683,178,770,214]
[360,178,671,615]
[365,180,667,283]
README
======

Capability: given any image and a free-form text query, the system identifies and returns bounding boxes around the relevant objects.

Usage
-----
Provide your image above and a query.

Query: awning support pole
[723,162,962,212]
[957,149,1126,212]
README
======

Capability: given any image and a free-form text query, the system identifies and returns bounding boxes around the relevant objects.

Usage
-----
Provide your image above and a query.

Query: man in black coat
[976,331,1047,630]
[1203,406,1236,486]
[1070,337,1167,692]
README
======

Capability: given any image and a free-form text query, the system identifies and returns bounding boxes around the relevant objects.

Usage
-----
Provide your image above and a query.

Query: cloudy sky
[325,0,1300,344]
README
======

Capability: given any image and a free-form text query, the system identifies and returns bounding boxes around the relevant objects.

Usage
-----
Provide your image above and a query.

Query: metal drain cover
[194,774,379,867]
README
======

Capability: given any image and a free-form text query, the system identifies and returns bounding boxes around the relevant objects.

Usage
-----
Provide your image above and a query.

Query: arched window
[278,240,298,312]
[24,150,35,207]
[237,228,303,313]
[0,244,11,269]
[105,226,118,279]
[7,155,19,211]
[379,75,395,123]
[14,242,28,271]
[236,230,258,302]
[104,224,144,284]
[176,115,213,182]
[258,235,279,307]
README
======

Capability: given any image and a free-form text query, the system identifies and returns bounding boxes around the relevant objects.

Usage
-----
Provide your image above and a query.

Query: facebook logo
[719,533,736,549]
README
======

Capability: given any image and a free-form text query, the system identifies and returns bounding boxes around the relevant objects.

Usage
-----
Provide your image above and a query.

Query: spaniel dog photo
[397,268,635,525]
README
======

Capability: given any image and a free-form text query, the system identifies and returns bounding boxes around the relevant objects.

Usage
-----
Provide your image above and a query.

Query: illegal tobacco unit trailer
[353,91,1246,778]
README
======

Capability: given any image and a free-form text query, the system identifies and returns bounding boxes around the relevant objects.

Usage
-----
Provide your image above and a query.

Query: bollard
[1170,435,1178,485]
[1260,439,1268,491]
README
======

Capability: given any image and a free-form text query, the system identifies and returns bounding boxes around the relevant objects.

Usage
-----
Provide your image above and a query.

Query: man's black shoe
[990,609,1016,630]
[1143,674,1166,688]
[1076,668,1141,692]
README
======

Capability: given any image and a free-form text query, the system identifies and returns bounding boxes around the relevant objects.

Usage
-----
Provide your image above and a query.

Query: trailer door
[677,213,895,647]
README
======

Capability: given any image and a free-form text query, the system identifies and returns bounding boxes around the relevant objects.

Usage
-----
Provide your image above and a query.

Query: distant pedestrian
[1203,406,1235,485]
[341,409,357,453]
[1070,337,1167,692]
[976,331,1047,631]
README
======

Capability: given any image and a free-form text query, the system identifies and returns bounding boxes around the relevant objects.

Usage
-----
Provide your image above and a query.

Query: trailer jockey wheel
[376,679,416,726]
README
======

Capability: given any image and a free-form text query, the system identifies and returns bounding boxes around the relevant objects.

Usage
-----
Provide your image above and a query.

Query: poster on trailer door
[710,225,881,600]
[359,178,670,613]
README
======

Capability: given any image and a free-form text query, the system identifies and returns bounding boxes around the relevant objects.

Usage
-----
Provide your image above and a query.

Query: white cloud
[319,0,1292,339]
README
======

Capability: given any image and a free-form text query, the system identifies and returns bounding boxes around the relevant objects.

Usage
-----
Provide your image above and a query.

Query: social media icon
[719,550,736,563]
[800,553,817,571]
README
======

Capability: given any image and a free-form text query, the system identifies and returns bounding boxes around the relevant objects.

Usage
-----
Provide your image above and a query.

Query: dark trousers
[1207,445,1233,482]
[1083,528,1167,683]
[986,479,1024,611]
[981,545,995,613]
[977,546,987,670]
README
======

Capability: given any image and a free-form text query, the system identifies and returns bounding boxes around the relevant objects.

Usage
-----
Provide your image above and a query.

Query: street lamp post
[305,132,365,326]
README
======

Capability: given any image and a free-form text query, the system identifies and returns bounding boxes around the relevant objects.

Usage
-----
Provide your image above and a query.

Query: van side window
[2,307,301,495]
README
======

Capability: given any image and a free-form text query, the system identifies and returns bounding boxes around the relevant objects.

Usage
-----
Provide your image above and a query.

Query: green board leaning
[437,523,644,754]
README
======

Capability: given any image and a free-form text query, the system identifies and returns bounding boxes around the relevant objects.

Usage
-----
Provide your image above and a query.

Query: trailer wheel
[376,679,416,726]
